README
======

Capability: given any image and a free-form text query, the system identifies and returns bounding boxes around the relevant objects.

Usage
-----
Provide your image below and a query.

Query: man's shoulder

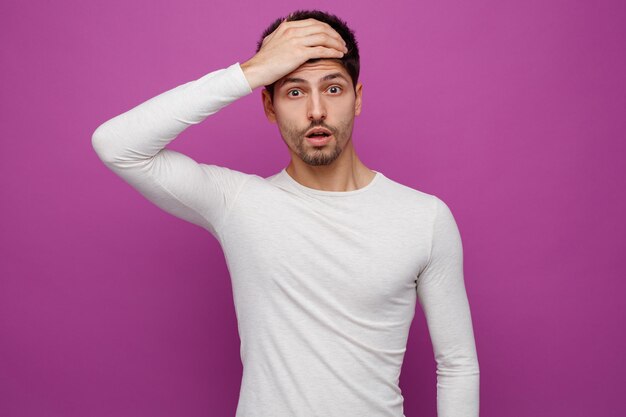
[378,171,439,208]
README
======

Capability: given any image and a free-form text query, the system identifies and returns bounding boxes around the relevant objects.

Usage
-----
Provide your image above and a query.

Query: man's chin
[299,144,342,166]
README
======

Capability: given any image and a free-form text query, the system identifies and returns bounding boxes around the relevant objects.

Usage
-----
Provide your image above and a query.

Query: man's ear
[354,82,363,116]
[262,89,277,123]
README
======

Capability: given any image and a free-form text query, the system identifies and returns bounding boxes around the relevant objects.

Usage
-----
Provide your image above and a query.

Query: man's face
[262,59,363,166]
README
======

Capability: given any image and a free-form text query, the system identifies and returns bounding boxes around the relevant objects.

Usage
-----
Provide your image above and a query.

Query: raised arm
[91,18,348,238]
[416,197,480,417]
[91,63,254,238]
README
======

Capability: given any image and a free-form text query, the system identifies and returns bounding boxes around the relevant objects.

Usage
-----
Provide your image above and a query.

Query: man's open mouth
[305,128,333,138]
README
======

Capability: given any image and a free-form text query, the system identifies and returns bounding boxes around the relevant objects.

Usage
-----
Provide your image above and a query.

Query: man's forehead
[277,59,350,87]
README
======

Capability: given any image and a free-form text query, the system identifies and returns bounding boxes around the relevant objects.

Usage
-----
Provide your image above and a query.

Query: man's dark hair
[256,9,360,101]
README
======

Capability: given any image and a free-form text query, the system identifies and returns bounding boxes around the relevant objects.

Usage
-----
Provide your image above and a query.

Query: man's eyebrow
[278,73,349,88]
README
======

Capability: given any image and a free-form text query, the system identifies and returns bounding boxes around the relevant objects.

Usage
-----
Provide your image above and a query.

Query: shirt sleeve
[91,62,254,239]
[416,196,480,417]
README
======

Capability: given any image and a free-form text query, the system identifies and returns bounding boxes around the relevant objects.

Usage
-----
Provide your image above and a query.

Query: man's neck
[285,154,376,192]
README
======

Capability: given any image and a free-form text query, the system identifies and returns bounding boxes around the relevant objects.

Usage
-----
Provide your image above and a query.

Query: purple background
[1,0,625,416]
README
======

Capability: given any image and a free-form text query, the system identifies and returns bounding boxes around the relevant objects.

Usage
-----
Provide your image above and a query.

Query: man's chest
[222,191,432,315]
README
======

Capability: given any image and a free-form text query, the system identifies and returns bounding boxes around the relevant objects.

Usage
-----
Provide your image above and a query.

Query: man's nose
[307,93,327,120]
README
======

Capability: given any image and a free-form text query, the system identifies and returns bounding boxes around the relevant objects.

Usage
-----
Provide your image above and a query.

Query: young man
[92,9,479,417]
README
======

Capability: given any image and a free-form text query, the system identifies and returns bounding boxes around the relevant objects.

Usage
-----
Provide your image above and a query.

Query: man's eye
[288,89,302,97]
[328,86,342,94]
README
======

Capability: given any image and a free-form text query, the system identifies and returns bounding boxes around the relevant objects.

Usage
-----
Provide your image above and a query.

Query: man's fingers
[279,19,344,44]
[263,19,313,46]
[297,33,347,53]
[280,17,321,28]
[307,46,346,60]
[288,26,346,47]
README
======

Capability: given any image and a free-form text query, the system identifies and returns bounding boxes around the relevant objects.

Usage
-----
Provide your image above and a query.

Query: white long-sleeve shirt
[91,62,479,417]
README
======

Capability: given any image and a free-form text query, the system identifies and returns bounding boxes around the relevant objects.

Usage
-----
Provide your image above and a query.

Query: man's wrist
[240,60,262,91]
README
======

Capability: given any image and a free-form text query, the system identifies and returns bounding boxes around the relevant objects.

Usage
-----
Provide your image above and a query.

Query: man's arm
[91,18,347,238]
[416,196,480,417]
[91,63,254,238]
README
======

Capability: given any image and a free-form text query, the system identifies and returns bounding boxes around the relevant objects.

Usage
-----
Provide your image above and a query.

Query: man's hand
[241,18,348,90]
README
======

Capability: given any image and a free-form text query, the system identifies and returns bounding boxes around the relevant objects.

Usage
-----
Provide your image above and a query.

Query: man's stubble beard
[279,118,354,167]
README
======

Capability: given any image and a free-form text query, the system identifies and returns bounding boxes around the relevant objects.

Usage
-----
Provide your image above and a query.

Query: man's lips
[305,133,333,146]
[305,127,333,137]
